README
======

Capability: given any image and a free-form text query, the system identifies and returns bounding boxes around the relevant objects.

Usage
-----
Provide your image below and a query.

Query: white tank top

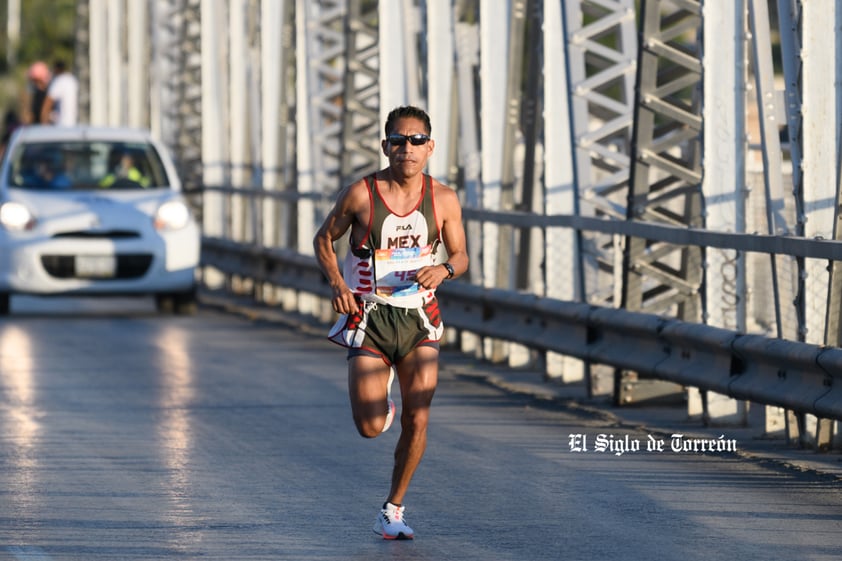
[344,174,441,308]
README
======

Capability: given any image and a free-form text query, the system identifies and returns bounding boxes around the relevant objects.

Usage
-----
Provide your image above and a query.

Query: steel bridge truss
[74,0,842,445]
[614,0,703,404]
[562,0,638,309]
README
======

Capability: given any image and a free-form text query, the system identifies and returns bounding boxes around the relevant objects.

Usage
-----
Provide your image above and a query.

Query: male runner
[313,105,468,539]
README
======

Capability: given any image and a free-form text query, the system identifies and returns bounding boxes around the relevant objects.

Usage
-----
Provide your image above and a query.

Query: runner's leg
[348,354,393,437]
[386,344,439,505]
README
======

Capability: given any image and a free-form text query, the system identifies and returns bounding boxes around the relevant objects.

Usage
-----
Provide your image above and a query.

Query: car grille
[41,254,153,279]
[52,230,141,239]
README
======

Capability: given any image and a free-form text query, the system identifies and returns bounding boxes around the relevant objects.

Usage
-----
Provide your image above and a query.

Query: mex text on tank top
[344,174,441,308]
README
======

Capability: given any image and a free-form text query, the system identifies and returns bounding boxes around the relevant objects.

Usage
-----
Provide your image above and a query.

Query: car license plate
[75,255,117,278]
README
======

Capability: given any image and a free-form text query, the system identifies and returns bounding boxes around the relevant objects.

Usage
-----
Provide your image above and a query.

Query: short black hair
[384,106,431,137]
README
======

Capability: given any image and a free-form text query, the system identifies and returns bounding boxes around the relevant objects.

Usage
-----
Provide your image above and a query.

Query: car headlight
[154,200,191,231]
[0,201,36,231]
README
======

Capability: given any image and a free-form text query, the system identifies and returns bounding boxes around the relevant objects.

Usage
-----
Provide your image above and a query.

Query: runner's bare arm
[415,183,469,290]
[314,181,369,314]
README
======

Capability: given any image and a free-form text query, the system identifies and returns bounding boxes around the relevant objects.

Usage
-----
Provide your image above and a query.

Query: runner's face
[382,117,434,179]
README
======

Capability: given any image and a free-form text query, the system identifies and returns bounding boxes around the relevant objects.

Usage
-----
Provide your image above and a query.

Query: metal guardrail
[201,235,842,422]
[196,185,842,260]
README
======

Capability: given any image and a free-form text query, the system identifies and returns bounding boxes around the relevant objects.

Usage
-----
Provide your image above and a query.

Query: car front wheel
[156,289,197,315]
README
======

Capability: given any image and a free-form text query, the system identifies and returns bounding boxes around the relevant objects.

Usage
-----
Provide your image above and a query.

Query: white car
[0,125,200,314]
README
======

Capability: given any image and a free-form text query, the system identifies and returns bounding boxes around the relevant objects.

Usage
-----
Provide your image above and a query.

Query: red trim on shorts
[346,340,439,367]
[348,345,393,367]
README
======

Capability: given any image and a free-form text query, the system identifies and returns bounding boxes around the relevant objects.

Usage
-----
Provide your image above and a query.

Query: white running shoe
[382,366,396,433]
[373,502,414,540]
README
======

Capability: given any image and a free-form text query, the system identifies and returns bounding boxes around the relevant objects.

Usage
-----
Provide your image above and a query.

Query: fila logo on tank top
[344,174,441,308]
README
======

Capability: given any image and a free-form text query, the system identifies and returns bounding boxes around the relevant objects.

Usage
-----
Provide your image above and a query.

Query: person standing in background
[40,59,78,126]
[24,61,51,124]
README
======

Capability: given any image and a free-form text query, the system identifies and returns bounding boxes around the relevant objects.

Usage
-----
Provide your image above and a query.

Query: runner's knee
[399,406,430,434]
[353,412,385,438]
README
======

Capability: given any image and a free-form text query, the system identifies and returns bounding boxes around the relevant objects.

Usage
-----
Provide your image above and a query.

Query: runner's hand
[415,264,449,290]
[332,284,359,314]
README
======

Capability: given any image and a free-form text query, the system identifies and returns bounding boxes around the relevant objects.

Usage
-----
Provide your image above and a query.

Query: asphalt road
[0,296,840,560]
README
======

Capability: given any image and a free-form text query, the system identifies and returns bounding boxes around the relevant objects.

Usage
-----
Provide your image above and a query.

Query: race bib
[374,245,433,298]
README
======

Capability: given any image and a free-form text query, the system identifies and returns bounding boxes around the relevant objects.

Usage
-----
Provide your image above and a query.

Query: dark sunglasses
[386,133,430,146]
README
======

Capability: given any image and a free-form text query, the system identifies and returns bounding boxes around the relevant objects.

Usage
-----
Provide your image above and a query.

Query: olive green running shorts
[328,297,444,365]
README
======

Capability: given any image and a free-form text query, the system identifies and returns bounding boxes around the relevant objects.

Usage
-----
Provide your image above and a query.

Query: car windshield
[7,140,170,191]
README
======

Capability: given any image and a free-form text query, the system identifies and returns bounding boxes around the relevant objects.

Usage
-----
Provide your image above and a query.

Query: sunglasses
[386,133,430,146]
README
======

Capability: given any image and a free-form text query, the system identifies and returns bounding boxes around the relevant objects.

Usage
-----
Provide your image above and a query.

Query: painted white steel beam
[699,0,748,425]
[229,0,249,195]
[479,0,509,288]
[747,0,799,341]
[200,0,228,240]
[105,0,123,124]
[87,0,108,125]
[801,0,838,345]
[454,20,482,289]
[402,0,423,108]
[260,0,286,191]
[261,0,288,248]
[127,0,148,127]
[425,0,455,182]
[545,0,584,383]
[295,0,317,254]
[379,0,407,169]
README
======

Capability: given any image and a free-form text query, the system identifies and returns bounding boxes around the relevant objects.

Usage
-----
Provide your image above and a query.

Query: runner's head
[384,106,431,137]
